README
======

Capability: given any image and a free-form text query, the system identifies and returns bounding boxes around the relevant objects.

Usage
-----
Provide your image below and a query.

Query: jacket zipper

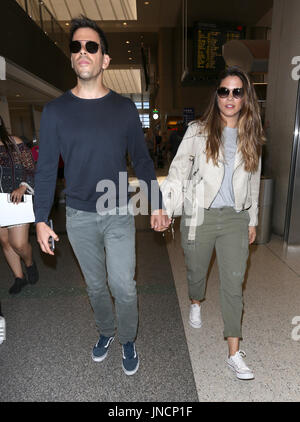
[208,162,225,207]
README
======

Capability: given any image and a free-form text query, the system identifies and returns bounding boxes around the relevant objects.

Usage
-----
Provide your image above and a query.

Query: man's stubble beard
[74,66,103,82]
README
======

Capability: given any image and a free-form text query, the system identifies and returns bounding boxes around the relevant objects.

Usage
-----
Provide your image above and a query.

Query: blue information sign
[183,107,195,125]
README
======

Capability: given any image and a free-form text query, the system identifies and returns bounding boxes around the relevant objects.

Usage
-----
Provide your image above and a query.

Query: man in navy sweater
[34,16,170,376]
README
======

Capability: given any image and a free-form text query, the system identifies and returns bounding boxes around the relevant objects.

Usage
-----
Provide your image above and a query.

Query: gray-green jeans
[66,206,138,344]
[180,207,250,339]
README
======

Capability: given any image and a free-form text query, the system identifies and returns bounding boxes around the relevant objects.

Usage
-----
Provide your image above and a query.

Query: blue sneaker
[92,335,114,362]
[122,341,139,375]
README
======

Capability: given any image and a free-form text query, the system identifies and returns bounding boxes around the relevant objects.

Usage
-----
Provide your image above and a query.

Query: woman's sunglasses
[217,87,244,99]
[69,40,100,54]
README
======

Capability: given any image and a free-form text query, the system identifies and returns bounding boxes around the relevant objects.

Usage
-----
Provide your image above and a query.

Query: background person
[154,129,164,168]
[144,127,155,162]
[165,66,265,380]
[0,115,39,294]
[31,144,39,163]
[169,122,186,160]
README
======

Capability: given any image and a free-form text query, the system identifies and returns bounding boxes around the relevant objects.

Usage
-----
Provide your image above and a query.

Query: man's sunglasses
[69,40,100,54]
[217,87,244,99]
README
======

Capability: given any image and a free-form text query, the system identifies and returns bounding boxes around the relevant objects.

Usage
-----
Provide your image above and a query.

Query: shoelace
[233,350,250,370]
[97,336,111,348]
[191,304,200,311]
[190,304,200,318]
[123,342,136,360]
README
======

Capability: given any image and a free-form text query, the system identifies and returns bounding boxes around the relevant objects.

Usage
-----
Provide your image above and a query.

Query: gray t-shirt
[211,127,237,208]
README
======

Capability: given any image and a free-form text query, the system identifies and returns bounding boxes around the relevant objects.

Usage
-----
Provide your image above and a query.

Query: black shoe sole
[28,280,38,285]
[26,263,39,284]
[9,282,27,295]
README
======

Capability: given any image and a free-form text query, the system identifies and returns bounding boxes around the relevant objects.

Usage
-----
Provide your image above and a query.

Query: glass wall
[15,0,69,56]
[123,93,150,128]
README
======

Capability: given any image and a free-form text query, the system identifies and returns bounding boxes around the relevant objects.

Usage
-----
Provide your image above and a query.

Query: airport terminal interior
[0,0,300,402]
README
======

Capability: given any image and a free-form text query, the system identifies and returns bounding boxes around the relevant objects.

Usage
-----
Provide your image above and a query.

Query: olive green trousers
[180,207,250,339]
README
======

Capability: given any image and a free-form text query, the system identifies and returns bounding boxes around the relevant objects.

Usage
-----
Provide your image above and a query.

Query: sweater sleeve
[34,103,61,222]
[126,102,163,211]
[248,156,262,227]
[166,122,199,183]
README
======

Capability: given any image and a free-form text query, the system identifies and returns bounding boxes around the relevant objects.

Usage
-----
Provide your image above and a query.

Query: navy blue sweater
[34,90,162,222]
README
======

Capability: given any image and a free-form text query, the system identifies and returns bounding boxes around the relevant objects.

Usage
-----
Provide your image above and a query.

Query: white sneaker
[0,316,6,345]
[227,350,254,380]
[189,303,202,328]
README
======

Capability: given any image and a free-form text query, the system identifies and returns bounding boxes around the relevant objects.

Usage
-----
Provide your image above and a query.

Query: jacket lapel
[234,148,243,171]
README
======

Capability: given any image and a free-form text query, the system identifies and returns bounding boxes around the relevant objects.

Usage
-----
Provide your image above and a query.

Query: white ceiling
[103,68,141,93]
[43,0,137,21]
[4,0,274,106]
[0,57,62,108]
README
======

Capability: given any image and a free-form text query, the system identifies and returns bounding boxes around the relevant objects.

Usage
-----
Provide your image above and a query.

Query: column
[0,96,12,133]
[265,0,300,236]
[157,28,174,131]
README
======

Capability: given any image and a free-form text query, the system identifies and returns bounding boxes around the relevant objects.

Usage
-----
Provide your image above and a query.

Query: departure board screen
[194,23,244,79]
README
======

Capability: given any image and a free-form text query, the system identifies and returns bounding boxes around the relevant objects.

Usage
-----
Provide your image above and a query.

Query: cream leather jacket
[166,121,261,228]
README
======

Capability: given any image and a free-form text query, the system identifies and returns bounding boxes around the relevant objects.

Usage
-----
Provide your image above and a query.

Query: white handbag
[0,193,35,227]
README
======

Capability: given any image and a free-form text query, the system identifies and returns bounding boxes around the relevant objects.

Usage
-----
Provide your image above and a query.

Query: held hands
[151,209,172,232]
[36,222,59,256]
[10,186,27,204]
[248,226,256,244]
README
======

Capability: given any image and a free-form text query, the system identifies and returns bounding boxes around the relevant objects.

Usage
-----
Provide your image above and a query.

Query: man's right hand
[36,222,59,256]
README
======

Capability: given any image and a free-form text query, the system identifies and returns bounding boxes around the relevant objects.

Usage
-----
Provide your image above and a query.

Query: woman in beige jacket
[163,66,265,380]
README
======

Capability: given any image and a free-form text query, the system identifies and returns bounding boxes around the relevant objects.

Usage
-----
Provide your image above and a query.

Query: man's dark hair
[69,15,109,55]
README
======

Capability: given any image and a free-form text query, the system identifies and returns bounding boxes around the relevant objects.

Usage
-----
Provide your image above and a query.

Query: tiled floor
[1,162,300,401]
[0,222,198,402]
[166,228,300,401]
[133,164,300,401]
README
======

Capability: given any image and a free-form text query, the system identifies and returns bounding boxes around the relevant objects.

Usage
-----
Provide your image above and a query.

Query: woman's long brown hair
[0,115,21,172]
[199,66,265,173]
[0,115,18,153]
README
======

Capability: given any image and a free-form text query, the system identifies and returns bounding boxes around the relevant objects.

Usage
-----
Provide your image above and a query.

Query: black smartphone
[48,219,55,252]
